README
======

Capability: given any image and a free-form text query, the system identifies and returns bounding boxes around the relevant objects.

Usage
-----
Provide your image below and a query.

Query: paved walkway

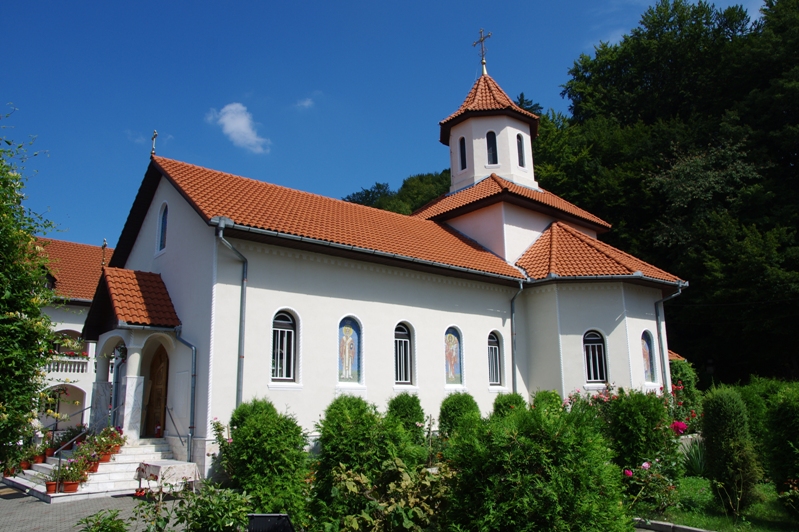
[0,485,180,531]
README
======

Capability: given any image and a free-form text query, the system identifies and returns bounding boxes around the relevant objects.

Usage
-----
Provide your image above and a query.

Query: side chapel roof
[39,238,112,302]
[516,222,683,284]
[439,74,539,145]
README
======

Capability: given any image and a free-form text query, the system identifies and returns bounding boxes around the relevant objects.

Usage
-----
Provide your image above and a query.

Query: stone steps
[1,438,191,503]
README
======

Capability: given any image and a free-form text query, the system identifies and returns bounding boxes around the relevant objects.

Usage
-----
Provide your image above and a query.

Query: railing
[166,407,185,446]
[45,356,90,374]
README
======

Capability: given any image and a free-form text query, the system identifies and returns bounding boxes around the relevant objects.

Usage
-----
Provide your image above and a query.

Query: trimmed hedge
[438,391,480,437]
[386,392,425,445]
[492,392,527,417]
[765,386,799,516]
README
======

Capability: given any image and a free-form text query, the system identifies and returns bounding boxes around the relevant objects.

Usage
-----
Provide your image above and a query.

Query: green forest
[344,0,799,386]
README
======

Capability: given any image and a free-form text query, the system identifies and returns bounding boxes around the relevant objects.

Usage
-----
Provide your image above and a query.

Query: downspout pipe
[655,283,687,396]
[174,327,196,464]
[215,217,248,407]
[510,281,525,394]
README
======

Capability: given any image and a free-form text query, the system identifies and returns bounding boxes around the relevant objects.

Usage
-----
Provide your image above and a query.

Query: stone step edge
[3,475,139,504]
[633,517,712,532]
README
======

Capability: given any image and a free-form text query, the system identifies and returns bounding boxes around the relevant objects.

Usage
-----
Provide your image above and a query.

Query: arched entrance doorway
[143,346,169,438]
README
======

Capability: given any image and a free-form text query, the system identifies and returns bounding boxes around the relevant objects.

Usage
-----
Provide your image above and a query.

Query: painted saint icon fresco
[445,327,462,384]
[338,318,360,382]
[642,331,655,383]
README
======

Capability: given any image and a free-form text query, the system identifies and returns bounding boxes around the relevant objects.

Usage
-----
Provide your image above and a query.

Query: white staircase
[2,438,191,503]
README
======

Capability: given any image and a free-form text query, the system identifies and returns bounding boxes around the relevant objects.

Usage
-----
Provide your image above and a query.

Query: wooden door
[145,346,169,437]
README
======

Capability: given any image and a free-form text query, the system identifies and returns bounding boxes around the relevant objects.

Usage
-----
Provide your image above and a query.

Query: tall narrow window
[338,317,361,383]
[486,131,498,164]
[272,312,296,381]
[583,331,607,383]
[459,137,467,170]
[642,331,656,383]
[445,327,463,384]
[157,204,168,251]
[488,332,501,385]
[517,134,525,167]
[394,324,412,384]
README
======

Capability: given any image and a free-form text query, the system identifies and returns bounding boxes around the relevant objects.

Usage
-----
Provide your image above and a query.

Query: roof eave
[439,109,540,145]
[524,274,688,290]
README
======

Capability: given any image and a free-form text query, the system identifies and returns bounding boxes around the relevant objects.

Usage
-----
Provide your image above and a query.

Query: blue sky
[5,0,763,248]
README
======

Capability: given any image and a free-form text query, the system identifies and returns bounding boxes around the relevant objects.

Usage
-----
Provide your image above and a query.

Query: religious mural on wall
[642,332,655,383]
[445,327,462,384]
[338,317,360,382]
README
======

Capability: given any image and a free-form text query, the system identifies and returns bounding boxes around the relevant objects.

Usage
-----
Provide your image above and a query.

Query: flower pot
[88,461,99,473]
[63,442,73,451]
[33,455,45,464]
[2,468,14,478]
[111,444,121,453]
[60,480,79,493]
[19,460,31,470]
[44,448,55,457]
[99,452,112,463]
[45,481,58,494]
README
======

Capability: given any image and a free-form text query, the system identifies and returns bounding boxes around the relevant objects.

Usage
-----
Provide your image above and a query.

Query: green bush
[220,399,308,519]
[386,392,425,445]
[670,359,702,432]
[174,483,252,532]
[702,386,763,514]
[76,509,128,532]
[312,395,422,528]
[739,377,795,463]
[446,396,630,531]
[492,392,527,417]
[438,391,480,437]
[765,386,799,517]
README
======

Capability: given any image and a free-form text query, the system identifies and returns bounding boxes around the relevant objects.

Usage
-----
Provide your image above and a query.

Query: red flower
[670,420,688,435]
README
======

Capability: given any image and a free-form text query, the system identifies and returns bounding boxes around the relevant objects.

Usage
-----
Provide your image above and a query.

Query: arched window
[394,324,412,384]
[642,331,656,383]
[272,312,296,381]
[583,331,607,383]
[517,134,525,167]
[459,137,467,170]
[488,332,501,385]
[338,317,361,383]
[157,203,168,252]
[445,327,463,384]
[486,131,498,165]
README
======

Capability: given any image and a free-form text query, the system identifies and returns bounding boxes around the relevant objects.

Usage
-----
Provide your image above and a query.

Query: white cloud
[125,130,147,144]
[296,98,314,109]
[205,103,270,154]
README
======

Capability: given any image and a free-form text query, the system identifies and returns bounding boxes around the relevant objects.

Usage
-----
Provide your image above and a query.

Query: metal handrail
[40,404,93,449]
[166,407,185,446]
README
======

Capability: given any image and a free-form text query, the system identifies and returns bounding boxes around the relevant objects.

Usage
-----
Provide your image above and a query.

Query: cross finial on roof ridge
[151,130,158,155]
[473,29,491,75]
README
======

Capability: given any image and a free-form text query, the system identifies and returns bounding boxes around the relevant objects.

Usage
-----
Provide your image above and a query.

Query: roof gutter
[207,217,524,283]
[510,281,524,394]
[524,272,687,289]
[214,217,248,408]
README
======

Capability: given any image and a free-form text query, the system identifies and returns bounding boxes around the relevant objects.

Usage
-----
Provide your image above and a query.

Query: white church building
[84,66,686,474]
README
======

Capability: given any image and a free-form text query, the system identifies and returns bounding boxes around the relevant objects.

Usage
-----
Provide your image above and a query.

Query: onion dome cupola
[440,62,540,193]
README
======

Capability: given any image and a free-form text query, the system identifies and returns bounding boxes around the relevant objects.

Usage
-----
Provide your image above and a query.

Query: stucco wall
[209,239,517,433]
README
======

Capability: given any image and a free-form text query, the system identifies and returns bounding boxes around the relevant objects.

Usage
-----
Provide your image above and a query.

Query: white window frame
[459,137,467,171]
[642,330,657,383]
[486,131,498,165]
[156,202,168,254]
[517,133,526,167]
[272,312,296,381]
[394,324,412,385]
[488,332,502,385]
[583,331,608,383]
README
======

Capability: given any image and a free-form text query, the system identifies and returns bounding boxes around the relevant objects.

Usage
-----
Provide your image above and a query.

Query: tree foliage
[0,113,55,471]
[342,169,450,215]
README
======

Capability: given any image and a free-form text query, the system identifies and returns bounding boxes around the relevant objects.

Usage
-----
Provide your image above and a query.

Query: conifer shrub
[217,399,308,519]
[492,392,527,417]
[312,395,422,527]
[386,392,425,445]
[702,386,763,514]
[739,377,795,463]
[446,394,630,531]
[669,359,702,432]
[765,386,799,517]
[438,391,480,437]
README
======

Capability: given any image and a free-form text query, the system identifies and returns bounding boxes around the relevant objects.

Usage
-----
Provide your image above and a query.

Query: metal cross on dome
[151,130,158,155]
[473,28,492,62]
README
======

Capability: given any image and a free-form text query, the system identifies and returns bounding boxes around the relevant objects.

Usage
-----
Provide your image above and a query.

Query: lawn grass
[639,476,799,532]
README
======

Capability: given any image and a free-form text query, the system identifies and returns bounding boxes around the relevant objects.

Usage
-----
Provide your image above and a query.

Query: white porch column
[120,345,145,442]
[90,351,112,430]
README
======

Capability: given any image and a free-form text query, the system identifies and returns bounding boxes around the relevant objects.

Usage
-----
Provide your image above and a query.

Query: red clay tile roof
[668,350,686,361]
[151,156,525,280]
[102,267,180,327]
[39,238,113,301]
[516,222,682,284]
[413,174,611,230]
[440,74,539,145]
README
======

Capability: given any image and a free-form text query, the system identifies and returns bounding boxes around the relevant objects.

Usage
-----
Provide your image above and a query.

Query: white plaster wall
[623,285,667,392]
[122,177,216,442]
[519,286,565,398]
[210,240,516,433]
[448,116,536,192]
[445,203,506,259]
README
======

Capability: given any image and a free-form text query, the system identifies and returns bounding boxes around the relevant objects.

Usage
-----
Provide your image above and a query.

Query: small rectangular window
[488,344,501,385]
[395,337,412,384]
[272,328,294,380]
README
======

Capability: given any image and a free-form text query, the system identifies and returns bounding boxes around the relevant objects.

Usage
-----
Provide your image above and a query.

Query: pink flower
[641,462,651,470]
[670,420,688,435]
[227,438,233,444]
[624,469,633,477]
